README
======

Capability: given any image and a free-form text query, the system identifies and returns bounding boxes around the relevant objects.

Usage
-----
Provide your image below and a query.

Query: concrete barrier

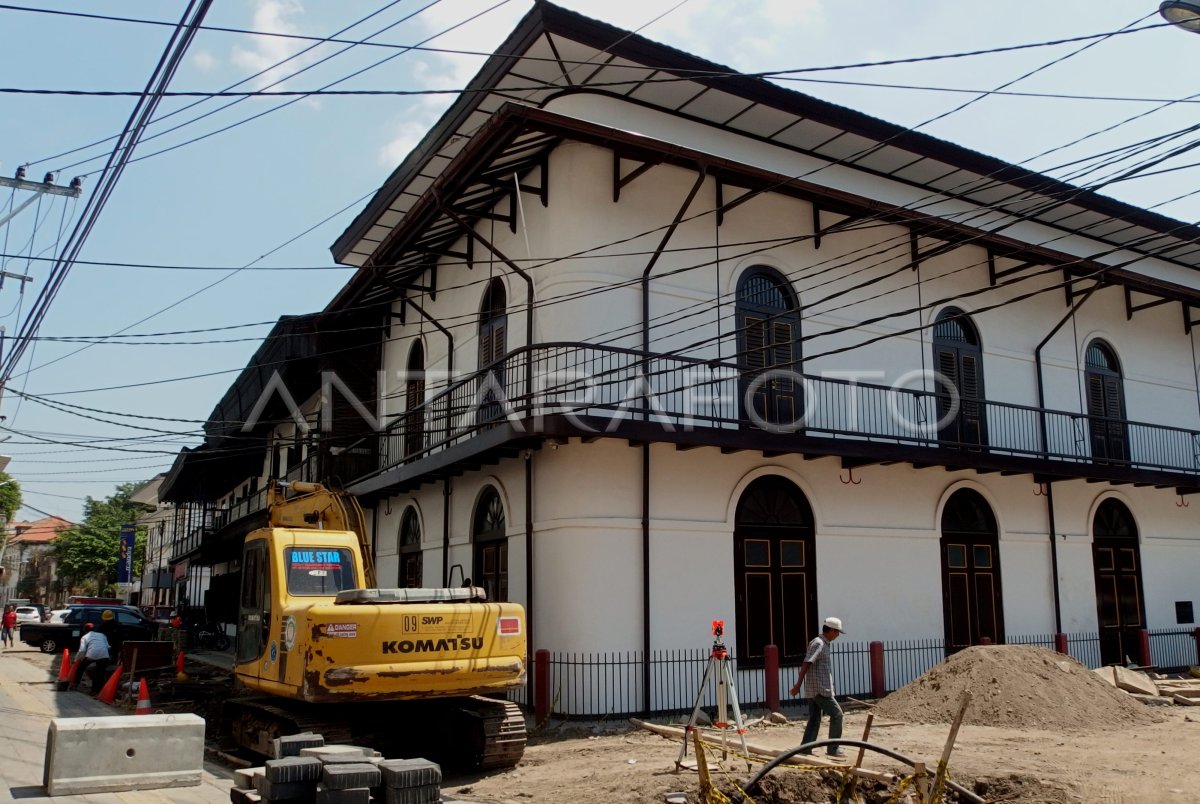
[43,713,205,796]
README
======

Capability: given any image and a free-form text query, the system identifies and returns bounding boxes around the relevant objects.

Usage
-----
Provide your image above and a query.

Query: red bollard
[764,644,780,713]
[979,637,992,646]
[533,649,550,726]
[1054,633,1068,655]
[869,641,885,700]
[1138,628,1152,668]
[1194,627,1200,667]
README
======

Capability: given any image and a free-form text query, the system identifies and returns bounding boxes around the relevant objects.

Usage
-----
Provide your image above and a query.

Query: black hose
[733,739,985,804]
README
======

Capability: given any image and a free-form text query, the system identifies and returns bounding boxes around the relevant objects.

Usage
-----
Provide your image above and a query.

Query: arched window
[733,476,816,664]
[404,341,425,461]
[932,308,986,447]
[735,268,800,428]
[472,487,507,602]
[478,280,507,424]
[1084,340,1128,463]
[1091,498,1144,665]
[399,507,422,589]
[479,279,507,369]
[939,489,1004,653]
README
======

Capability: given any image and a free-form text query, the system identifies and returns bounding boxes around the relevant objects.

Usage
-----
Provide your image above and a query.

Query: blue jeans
[801,695,844,754]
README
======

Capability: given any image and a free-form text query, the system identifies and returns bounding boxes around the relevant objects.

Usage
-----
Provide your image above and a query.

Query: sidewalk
[0,646,235,802]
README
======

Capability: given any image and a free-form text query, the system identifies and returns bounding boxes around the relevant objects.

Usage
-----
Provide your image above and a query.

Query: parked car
[47,609,71,623]
[13,606,41,624]
[18,605,160,654]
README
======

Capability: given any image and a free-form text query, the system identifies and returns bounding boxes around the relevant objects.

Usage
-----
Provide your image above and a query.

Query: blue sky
[1,0,1198,521]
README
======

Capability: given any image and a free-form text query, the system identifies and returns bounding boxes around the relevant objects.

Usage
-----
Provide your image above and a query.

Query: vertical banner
[117,524,136,585]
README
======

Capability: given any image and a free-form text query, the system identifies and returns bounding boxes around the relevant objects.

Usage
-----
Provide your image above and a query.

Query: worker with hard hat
[789,616,847,759]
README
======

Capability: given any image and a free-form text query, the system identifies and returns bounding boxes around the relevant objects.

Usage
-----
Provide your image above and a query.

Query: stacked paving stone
[375,758,442,804]
[227,733,443,804]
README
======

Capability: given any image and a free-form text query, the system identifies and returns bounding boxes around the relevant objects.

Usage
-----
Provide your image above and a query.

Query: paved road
[0,646,235,802]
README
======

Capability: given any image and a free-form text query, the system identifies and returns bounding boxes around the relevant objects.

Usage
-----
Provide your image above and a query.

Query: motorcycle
[189,622,231,651]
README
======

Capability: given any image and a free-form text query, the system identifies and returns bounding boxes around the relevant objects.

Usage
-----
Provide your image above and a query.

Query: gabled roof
[9,516,72,544]
[329,1,1200,301]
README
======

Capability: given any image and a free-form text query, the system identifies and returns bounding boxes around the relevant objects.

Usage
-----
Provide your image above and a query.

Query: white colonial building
[166,4,1200,713]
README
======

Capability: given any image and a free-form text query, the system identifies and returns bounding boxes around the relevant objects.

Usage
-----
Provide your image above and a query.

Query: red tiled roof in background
[8,516,72,544]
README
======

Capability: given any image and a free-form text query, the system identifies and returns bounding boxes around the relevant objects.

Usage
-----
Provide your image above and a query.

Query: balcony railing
[368,342,1200,481]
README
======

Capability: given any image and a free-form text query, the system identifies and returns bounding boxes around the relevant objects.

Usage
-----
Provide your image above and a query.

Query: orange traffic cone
[55,649,71,691]
[97,663,124,705]
[134,679,152,715]
[175,650,189,682]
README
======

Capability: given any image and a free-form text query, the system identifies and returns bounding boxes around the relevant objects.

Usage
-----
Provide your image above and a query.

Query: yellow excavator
[225,481,528,769]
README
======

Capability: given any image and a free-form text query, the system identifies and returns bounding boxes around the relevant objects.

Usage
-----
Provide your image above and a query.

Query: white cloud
[191,49,217,73]
[378,120,434,167]
[230,0,311,90]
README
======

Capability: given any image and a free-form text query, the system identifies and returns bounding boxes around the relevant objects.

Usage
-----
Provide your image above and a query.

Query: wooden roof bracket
[811,202,870,249]
[715,178,755,227]
[908,228,958,271]
[987,250,1040,286]
[422,230,474,271]
[1124,286,1173,321]
[613,152,661,203]
[479,152,549,207]
[1184,302,1200,334]
[449,187,517,234]
[1064,270,1101,306]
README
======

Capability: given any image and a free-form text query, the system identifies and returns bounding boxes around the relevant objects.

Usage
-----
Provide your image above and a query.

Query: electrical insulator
[15,166,26,180]
[43,172,55,185]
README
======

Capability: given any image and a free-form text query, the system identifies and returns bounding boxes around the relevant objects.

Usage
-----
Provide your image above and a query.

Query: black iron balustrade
[368,342,1200,481]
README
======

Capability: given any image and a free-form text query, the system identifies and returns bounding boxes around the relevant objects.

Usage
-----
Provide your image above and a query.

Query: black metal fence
[371,342,1200,478]
[530,631,1198,718]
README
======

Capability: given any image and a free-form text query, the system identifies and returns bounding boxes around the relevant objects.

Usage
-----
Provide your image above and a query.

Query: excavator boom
[266,480,376,587]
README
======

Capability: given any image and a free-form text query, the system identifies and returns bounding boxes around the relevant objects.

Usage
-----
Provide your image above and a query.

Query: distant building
[1,516,71,608]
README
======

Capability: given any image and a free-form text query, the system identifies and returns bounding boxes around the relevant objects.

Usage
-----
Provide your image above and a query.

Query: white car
[47,609,71,623]
[13,606,41,624]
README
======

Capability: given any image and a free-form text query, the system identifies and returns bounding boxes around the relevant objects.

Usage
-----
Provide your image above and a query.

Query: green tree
[0,472,21,522]
[52,482,153,592]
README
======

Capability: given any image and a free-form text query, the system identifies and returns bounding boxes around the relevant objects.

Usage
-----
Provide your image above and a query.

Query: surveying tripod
[676,621,751,771]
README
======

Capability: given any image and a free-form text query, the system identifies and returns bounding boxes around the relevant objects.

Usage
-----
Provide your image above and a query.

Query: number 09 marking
[402,615,419,633]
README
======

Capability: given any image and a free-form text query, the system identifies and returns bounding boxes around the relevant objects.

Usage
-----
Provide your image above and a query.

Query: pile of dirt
[738,769,1070,803]
[874,645,1161,731]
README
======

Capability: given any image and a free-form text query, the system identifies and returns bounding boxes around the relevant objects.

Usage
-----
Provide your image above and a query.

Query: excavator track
[463,696,527,771]
[223,695,526,771]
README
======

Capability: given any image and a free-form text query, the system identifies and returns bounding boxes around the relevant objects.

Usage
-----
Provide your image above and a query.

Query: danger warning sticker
[321,623,358,638]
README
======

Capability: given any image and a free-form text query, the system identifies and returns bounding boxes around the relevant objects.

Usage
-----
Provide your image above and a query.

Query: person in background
[72,623,111,694]
[789,616,847,759]
[1,605,16,648]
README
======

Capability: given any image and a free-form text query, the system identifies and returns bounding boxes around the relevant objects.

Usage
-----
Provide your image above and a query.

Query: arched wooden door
[399,507,422,588]
[472,488,508,602]
[733,476,817,665]
[940,489,1004,653]
[404,341,425,461]
[1092,499,1145,666]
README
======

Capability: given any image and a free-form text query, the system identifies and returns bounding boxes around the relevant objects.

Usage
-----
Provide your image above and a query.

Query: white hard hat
[822,616,845,633]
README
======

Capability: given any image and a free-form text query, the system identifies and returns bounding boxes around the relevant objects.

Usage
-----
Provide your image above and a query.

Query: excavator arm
[266,480,376,588]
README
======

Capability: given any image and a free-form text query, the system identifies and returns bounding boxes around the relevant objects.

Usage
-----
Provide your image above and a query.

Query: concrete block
[235,767,266,790]
[260,776,317,801]
[1113,665,1158,696]
[274,732,325,759]
[378,758,442,789]
[43,713,205,796]
[384,784,441,804]
[300,745,374,763]
[322,763,380,790]
[231,787,263,804]
[315,784,371,804]
[1092,666,1116,686]
[267,756,324,783]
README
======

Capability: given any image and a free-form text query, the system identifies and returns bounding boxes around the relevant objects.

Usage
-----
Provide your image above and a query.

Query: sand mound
[873,645,1161,731]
